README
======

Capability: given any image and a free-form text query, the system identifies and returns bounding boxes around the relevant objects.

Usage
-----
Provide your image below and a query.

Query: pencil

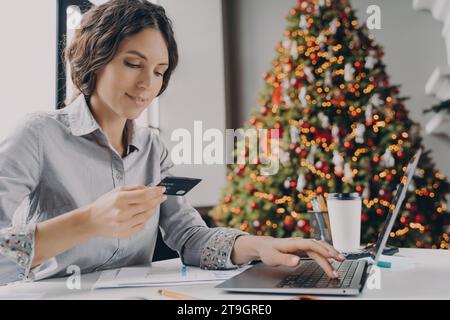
[158,289,201,300]
[317,195,331,232]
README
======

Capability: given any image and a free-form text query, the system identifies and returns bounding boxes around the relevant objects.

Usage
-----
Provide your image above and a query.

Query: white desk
[1,248,450,300]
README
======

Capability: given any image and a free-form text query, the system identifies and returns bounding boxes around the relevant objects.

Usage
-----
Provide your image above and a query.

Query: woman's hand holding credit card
[148,176,202,196]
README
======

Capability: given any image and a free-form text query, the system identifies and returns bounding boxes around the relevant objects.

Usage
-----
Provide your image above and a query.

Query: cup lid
[327,192,361,200]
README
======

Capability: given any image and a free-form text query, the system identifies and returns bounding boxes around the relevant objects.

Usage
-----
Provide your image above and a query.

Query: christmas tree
[210,0,450,248]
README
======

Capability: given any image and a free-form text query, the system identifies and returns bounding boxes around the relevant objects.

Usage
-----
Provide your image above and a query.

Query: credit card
[155,176,202,196]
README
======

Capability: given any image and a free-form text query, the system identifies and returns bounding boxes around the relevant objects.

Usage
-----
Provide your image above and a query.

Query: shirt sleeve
[0,114,43,284]
[155,135,248,270]
[201,229,251,270]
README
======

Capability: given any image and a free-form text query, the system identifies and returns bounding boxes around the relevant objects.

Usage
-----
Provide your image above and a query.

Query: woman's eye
[155,71,164,77]
[124,61,141,68]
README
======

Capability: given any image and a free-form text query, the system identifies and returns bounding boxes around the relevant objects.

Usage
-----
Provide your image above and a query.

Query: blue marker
[181,265,188,276]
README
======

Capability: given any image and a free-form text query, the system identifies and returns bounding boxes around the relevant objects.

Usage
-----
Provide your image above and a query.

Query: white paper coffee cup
[326,193,361,252]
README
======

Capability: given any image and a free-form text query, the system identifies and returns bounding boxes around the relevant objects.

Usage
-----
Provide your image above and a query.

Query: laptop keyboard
[277,260,359,289]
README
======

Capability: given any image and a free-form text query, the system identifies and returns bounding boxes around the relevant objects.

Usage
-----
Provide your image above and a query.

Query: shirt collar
[65,94,142,152]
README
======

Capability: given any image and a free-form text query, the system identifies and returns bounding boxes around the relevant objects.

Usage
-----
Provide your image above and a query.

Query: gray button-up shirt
[0,94,245,285]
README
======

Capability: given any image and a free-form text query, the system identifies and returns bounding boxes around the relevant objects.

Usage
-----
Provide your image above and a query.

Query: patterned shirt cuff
[200,228,248,270]
[0,224,37,281]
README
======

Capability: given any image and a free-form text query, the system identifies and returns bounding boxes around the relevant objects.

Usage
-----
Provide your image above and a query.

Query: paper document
[93,264,250,289]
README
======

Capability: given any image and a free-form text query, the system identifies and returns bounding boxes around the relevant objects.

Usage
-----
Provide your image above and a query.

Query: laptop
[216,148,422,296]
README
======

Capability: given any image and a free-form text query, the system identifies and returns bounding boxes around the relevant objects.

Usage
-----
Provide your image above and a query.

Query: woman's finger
[121,186,165,204]
[274,238,334,260]
[307,251,338,279]
[120,184,146,191]
[126,193,167,217]
[317,240,345,261]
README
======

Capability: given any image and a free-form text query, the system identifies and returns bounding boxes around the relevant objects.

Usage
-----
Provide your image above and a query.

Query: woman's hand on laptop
[231,236,345,279]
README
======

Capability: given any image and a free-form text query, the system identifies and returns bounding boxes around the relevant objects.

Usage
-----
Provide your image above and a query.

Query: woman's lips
[126,93,148,107]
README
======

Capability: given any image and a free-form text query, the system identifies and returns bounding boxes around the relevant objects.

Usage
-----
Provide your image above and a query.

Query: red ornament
[290,180,297,188]
[354,60,363,70]
[249,118,257,125]
[283,216,295,231]
[383,193,392,201]
[344,141,354,149]
[361,213,369,222]
[250,202,258,209]
[272,86,282,105]
[386,174,394,181]
[356,185,363,193]
[261,107,269,116]
[397,151,404,159]
[246,184,255,194]
[373,156,380,163]
[322,164,330,173]
[415,214,425,224]
[290,143,298,151]
[268,194,276,202]
[300,149,308,157]
[400,216,409,224]
[301,121,310,128]
[376,208,384,216]
[367,138,374,147]
[314,130,332,144]
[301,220,311,233]
[310,53,318,62]
[224,196,232,203]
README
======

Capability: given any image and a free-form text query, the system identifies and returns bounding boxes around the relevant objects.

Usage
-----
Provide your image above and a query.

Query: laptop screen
[370,148,422,262]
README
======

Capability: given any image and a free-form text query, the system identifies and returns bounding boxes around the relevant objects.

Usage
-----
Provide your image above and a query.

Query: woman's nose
[137,72,151,89]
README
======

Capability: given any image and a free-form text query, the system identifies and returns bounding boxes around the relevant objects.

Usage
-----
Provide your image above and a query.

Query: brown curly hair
[64,0,178,105]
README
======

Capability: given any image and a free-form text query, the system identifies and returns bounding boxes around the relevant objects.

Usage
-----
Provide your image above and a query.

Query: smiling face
[91,28,169,120]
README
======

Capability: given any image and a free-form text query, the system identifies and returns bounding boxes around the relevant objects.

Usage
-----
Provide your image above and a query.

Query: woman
[0,0,342,284]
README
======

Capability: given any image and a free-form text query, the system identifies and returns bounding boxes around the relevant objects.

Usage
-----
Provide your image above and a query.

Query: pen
[158,289,201,300]
[290,295,320,300]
